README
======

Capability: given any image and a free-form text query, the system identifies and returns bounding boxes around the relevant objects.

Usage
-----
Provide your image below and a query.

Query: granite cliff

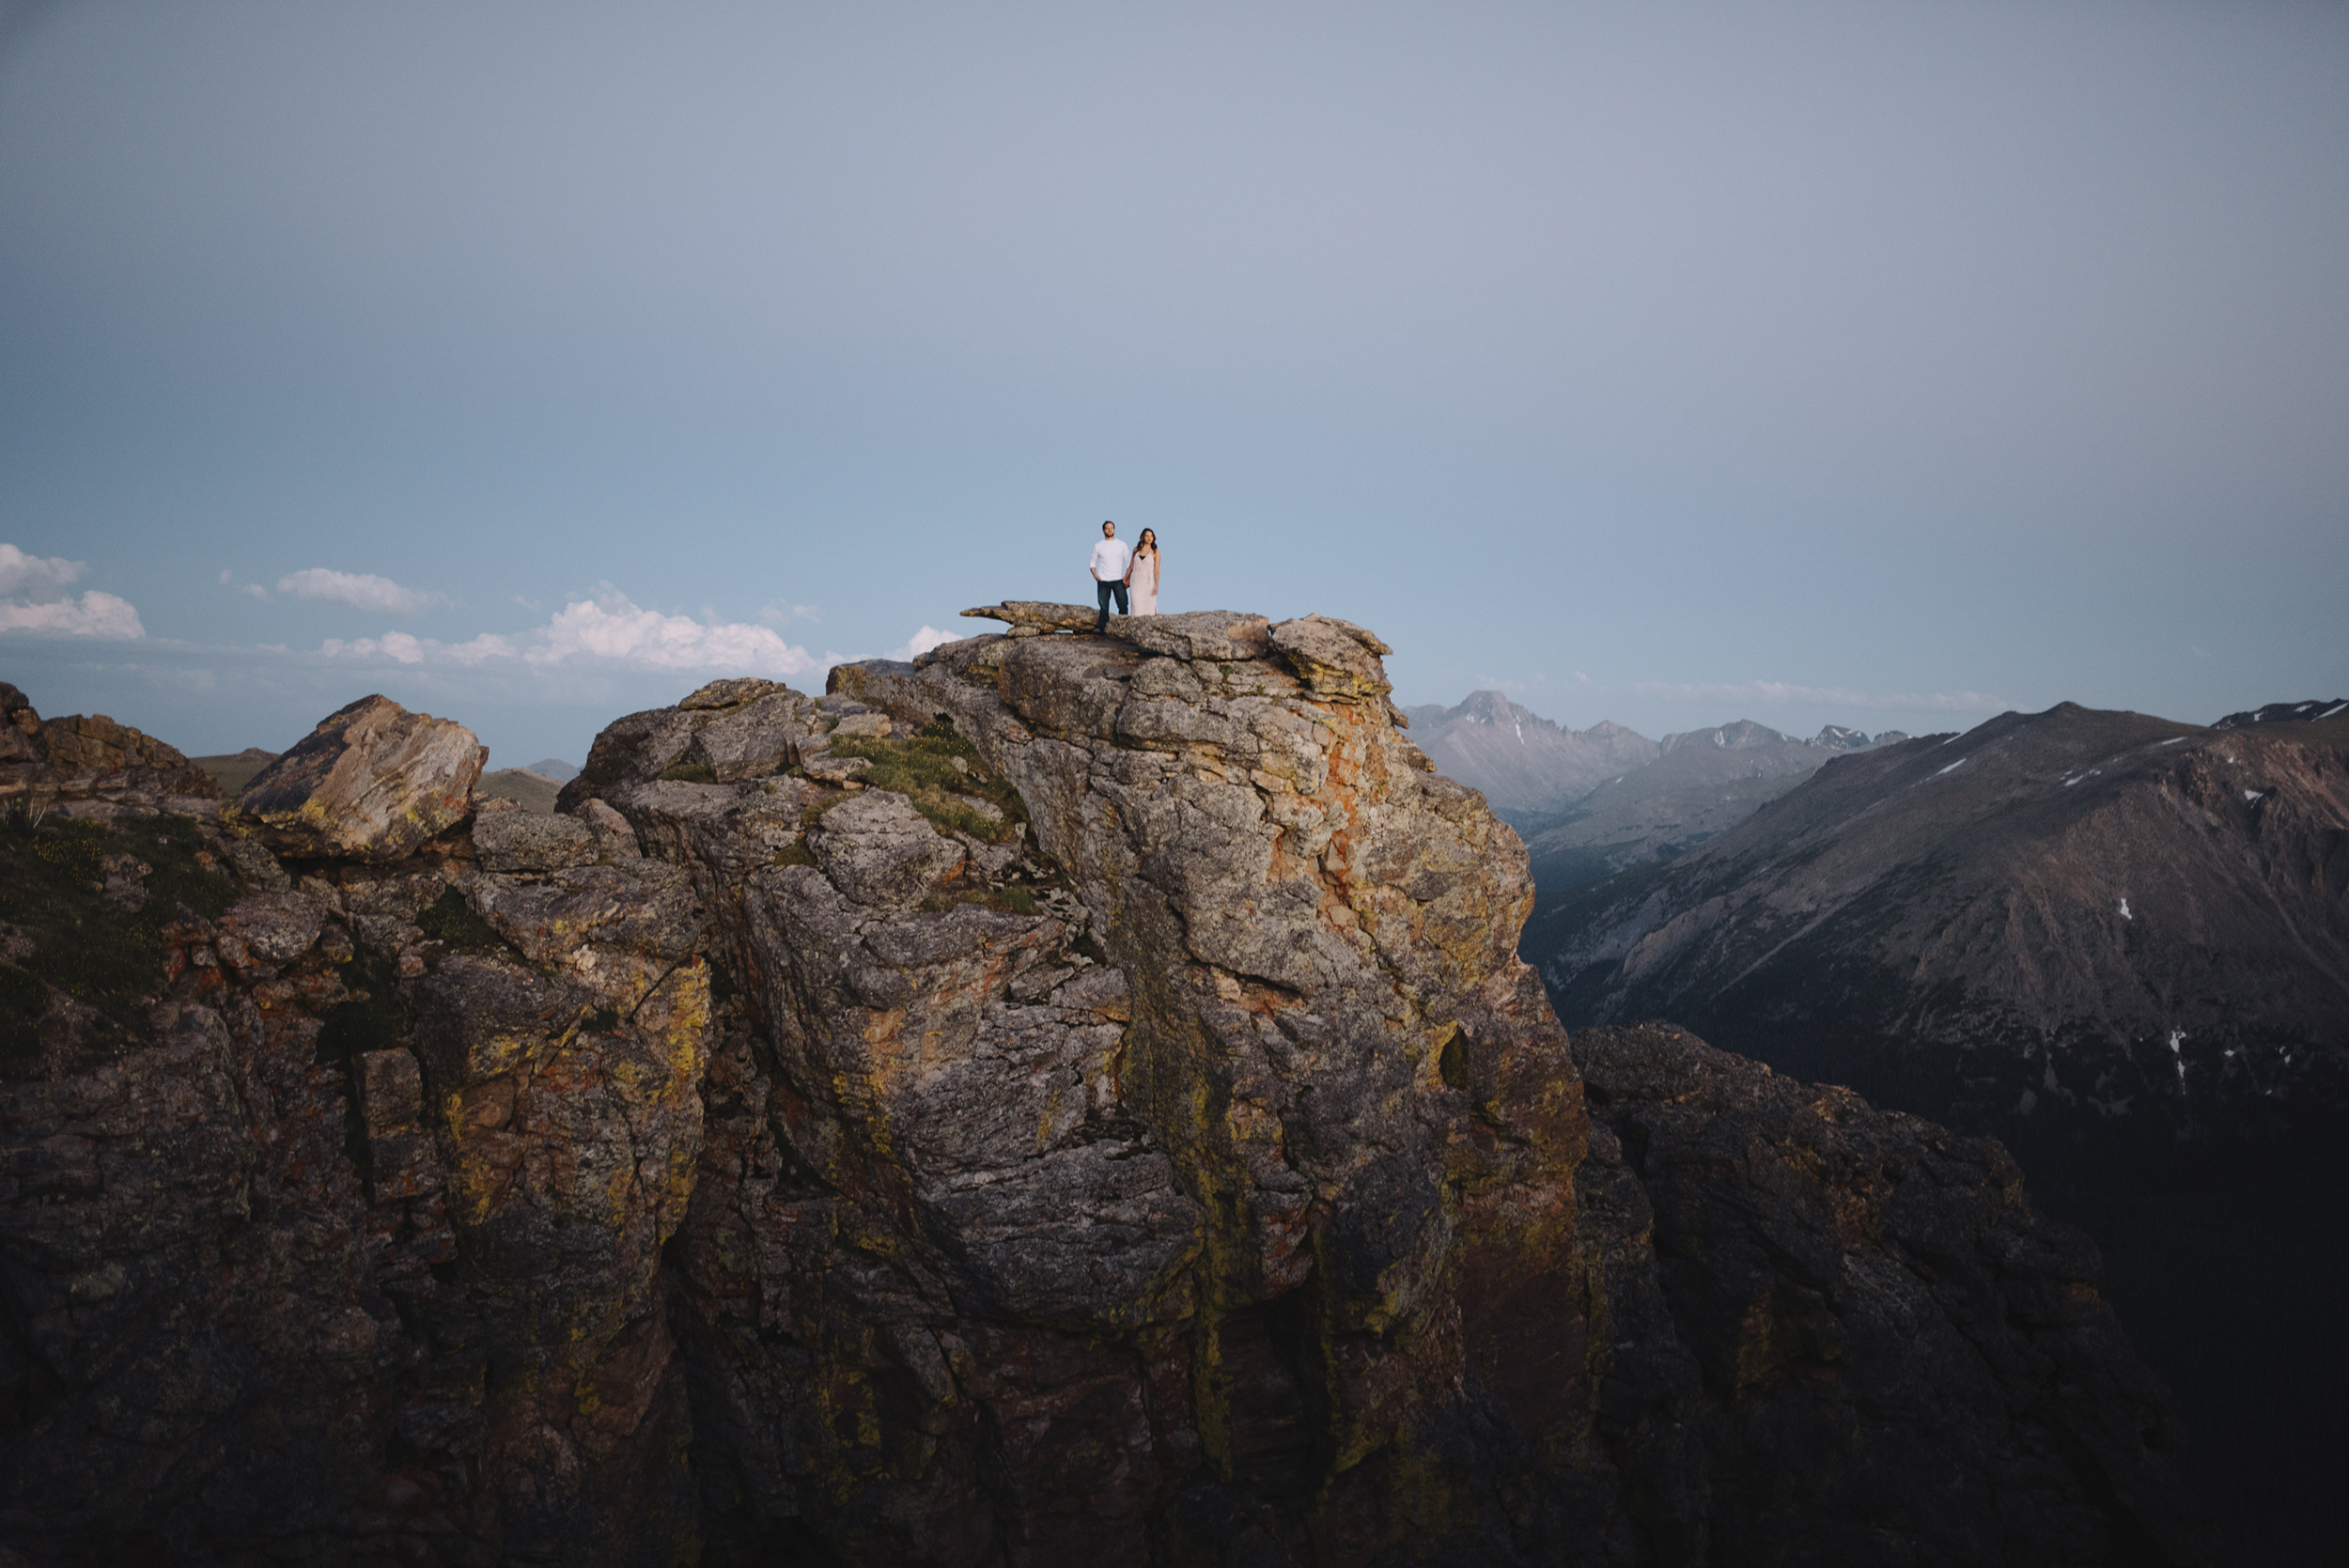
[0,626,2214,1564]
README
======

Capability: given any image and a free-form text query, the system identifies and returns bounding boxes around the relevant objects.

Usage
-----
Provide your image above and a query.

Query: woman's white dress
[1129,551,1159,615]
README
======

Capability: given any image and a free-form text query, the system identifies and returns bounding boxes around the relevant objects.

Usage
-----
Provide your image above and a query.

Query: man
[1089,520,1132,634]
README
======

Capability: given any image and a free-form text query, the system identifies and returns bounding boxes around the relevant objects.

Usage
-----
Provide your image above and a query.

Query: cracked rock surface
[0,631,2217,1565]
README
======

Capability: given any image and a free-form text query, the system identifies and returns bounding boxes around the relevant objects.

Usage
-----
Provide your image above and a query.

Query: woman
[1126,528,1162,616]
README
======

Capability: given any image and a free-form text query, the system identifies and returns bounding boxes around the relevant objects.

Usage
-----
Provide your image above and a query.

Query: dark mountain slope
[2214,697,2347,729]
[1526,702,2349,1154]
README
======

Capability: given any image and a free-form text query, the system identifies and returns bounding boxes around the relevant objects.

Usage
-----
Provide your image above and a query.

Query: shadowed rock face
[0,660,2217,1565]
[1573,1023,2213,1568]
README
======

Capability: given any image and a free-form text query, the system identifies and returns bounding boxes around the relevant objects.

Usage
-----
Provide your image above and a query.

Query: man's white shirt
[1090,538,1132,580]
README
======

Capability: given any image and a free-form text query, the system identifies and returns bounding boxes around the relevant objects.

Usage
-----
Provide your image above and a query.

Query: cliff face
[0,629,2215,1565]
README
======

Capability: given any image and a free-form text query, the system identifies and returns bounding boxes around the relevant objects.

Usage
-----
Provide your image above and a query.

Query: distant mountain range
[1399,691,1657,815]
[1523,698,2349,1152]
[1405,692,1908,893]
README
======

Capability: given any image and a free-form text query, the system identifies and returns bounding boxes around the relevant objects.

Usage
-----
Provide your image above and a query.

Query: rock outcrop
[0,644,2216,1565]
[0,681,220,809]
[236,693,487,860]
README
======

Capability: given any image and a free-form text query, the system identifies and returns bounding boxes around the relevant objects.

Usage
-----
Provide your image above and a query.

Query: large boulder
[236,694,485,860]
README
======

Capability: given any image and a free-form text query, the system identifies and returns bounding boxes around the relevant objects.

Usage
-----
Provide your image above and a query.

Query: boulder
[570,797,643,859]
[806,791,965,906]
[1266,612,1393,702]
[555,706,697,813]
[236,694,485,861]
[689,691,812,782]
[472,809,599,872]
[1119,609,1271,662]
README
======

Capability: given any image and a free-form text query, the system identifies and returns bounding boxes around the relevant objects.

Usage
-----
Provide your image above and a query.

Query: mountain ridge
[1525,697,2349,1148]
[1405,692,1912,895]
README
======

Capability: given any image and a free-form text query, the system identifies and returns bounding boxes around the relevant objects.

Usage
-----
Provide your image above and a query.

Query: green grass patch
[0,812,239,1077]
[827,718,1027,844]
[657,759,719,784]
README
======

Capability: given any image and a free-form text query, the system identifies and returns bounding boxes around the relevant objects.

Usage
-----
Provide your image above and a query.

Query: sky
[3,0,2343,768]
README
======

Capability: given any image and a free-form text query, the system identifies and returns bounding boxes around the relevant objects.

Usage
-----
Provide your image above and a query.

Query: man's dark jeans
[1095,579,1128,632]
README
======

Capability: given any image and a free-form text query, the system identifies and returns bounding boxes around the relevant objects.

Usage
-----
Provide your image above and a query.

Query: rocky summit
[0,627,2215,1565]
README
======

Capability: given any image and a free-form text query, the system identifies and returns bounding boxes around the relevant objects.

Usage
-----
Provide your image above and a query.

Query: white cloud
[318,593,818,676]
[885,626,956,662]
[0,543,145,639]
[321,630,426,663]
[527,595,818,674]
[1630,679,2007,712]
[760,600,821,626]
[0,543,86,599]
[0,591,146,639]
[444,632,518,664]
[278,567,435,614]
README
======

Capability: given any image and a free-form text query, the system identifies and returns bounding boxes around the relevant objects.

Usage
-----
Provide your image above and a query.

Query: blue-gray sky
[4,0,2343,766]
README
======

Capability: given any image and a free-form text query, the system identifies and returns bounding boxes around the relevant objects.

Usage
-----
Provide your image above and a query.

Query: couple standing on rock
[1087,520,1161,633]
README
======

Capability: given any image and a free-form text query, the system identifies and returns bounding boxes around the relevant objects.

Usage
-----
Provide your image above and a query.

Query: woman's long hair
[1137,528,1159,553]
